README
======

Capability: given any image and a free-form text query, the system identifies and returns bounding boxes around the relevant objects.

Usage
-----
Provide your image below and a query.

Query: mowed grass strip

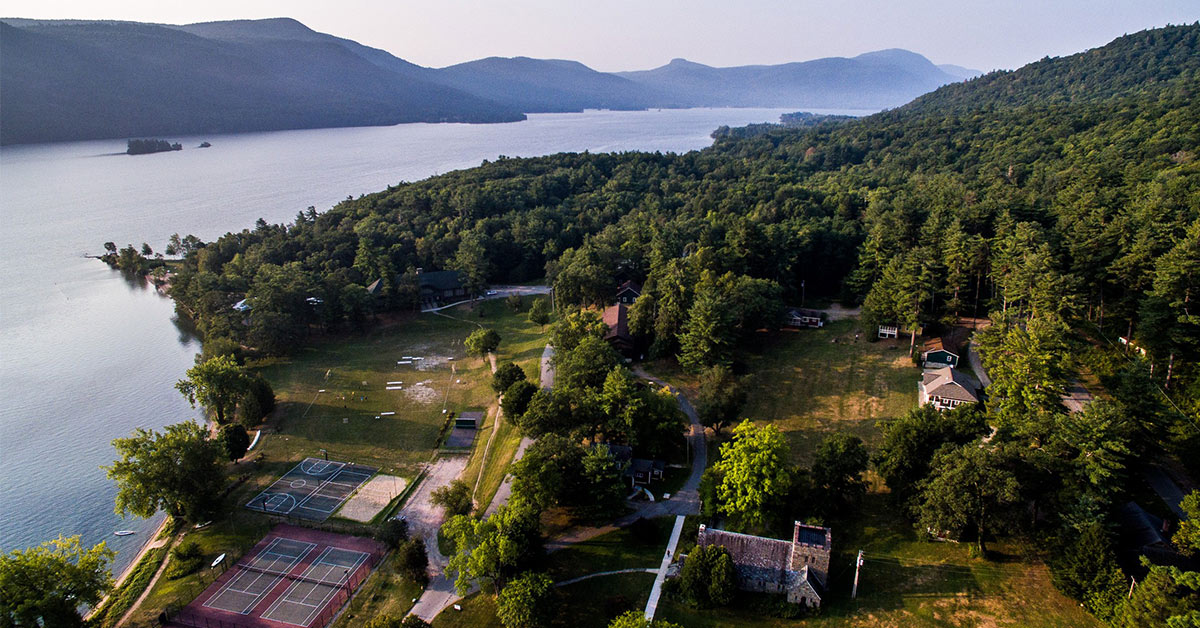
[431,572,656,628]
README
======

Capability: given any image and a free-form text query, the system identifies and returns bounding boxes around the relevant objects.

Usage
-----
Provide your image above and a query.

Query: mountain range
[0,17,981,145]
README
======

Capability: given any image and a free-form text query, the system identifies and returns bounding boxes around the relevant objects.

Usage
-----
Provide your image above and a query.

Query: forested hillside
[167,23,1198,441]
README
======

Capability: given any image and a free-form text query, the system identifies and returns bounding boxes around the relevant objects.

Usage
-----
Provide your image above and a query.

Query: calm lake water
[0,107,870,574]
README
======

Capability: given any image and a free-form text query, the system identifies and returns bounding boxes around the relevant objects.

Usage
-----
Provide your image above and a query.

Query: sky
[4,0,1198,72]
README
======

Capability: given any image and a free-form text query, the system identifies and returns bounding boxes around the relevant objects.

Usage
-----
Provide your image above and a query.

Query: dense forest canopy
[168,23,1199,423]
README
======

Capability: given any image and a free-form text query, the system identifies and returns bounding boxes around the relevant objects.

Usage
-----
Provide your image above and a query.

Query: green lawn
[540,517,672,580]
[431,521,671,628]
[739,320,919,463]
[329,558,424,628]
[431,572,657,628]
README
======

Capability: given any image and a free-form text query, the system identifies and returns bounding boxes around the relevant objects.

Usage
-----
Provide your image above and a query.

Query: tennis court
[245,458,376,521]
[171,525,384,628]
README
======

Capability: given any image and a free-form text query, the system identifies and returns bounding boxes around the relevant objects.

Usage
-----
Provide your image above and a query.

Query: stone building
[695,521,832,607]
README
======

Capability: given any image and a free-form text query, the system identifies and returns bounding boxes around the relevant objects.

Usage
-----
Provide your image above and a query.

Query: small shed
[455,411,484,429]
[785,308,824,329]
[922,337,961,369]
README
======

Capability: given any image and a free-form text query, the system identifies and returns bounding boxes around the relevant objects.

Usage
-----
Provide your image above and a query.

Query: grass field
[647,320,918,465]
[431,572,657,628]
[430,519,671,627]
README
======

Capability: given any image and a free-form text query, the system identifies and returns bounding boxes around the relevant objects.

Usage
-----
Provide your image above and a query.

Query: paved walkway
[485,344,553,516]
[644,515,686,621]
[554,568,658,588]
[421,285,550,313]
[1062,381,1094,414]
[966,343,992,389]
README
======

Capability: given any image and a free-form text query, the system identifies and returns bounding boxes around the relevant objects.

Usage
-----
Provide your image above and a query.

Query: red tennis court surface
[170,525,385,628]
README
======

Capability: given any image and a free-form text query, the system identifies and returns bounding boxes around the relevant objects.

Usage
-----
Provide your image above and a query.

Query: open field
[648,319,918,465]
[431,572,657,628]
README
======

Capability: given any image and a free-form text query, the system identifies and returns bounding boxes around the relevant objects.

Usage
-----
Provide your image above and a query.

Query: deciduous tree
[917,444,1020,554]
[465,328,501,356]
[712,420,792,529]
[105,421,225,523]
[176,355,250,425]
[0,536,114,628]
[496,571,555,628]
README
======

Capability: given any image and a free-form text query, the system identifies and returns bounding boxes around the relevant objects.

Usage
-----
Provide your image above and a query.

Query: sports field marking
[204,538,316,614]
[261,546,369,627]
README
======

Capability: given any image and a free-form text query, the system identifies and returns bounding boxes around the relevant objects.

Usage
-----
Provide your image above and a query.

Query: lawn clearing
[252,300,548,478]
[739,320,919,462]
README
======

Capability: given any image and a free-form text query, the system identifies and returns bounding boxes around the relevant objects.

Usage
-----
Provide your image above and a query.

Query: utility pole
[851,549,864,598]
[801,280,806,308]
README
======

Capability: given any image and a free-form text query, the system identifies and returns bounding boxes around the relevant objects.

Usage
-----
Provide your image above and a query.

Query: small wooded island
[126,138,182,155]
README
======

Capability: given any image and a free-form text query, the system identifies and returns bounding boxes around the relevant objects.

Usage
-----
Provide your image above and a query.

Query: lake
[0,107,871,574]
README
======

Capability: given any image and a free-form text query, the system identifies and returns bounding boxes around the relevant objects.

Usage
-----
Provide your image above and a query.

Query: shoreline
[84,514,172,621]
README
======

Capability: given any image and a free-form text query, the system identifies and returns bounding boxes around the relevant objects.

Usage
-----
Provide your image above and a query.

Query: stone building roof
[697,526,792,572]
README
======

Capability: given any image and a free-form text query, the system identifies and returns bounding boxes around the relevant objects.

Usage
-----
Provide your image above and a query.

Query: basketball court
[171,525,384,628]
[246,458,376,521]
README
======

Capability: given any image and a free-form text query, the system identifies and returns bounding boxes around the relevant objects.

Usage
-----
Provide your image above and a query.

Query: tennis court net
[234,563,352,588]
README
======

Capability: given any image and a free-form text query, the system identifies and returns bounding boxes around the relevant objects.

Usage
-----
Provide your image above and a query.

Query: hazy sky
[5,1,1197,71]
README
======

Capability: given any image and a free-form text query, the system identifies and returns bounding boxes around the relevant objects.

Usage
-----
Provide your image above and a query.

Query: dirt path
[554,568,658,587]
[114,531,181,628]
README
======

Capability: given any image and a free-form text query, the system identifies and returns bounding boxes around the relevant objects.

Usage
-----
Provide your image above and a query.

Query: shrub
[395,538,429,585]
[376,518,409,549]
[166,540,203,580]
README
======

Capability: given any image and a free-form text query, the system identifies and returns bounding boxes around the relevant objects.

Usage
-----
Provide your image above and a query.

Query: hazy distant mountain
[937,63,984,81]
[0,17,975,145]
[0,18,523,145]
[432,57,667,113]
[616,49,968,109]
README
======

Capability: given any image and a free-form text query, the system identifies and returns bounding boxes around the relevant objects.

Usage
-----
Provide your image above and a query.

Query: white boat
[114,530,135,536]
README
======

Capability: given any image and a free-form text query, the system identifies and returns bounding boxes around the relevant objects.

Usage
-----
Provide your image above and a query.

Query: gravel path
[403,456,469,621]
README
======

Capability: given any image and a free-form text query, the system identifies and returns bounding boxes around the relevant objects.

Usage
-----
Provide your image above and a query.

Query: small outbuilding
[455,411,484,429]
[922,336,961,369]
[785,308,824,329]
